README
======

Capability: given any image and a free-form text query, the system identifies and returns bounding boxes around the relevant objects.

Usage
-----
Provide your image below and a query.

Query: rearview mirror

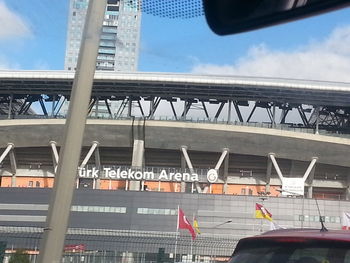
[203,0,350,35]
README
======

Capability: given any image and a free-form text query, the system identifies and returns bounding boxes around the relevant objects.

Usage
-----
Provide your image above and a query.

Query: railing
[0,226,237,263]
[1,114,350,139]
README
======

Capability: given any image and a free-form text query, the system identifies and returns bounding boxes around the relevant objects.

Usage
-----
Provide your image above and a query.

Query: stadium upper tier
[1,70,350,106]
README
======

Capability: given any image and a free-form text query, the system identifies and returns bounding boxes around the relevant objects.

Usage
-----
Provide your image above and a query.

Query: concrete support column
[0,143,14,164]
[129,139,144,191]
[9,150,17,175]
[50,141,59,173]
[346,170,350,201]
[223,151,229,194]
[11,175,16,187]
[80,141,99,169]
[268,153,284,181]
[181,154,186,193]
[265,157,272,193]
[94,145,101,190]
[129,118,145,191]
[302,157,318,181]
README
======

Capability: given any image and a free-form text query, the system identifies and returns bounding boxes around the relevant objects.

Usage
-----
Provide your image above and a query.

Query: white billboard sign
[281,177,305,196]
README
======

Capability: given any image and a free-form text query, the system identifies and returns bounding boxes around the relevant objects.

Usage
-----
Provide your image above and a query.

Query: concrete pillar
[129,118,145,191]
[265,157,272,193]
[181,154,186,193]
[11,175,16,187]
[223,151,229,194]
[95,146,101,190]
[9,149,17,176]
[129,139,144,191]
[346,170,350,201]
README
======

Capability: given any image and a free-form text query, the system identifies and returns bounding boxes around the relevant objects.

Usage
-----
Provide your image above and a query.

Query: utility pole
[37,0,107,262]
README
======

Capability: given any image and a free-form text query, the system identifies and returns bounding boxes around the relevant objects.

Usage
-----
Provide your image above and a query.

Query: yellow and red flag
[255,203,273,221]
[193,217,201,235]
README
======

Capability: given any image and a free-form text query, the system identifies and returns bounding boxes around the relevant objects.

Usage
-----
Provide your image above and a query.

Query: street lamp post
[37,0,107,262]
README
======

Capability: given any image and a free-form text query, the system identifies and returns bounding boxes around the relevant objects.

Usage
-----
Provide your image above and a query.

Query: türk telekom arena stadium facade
[0,70,350,262]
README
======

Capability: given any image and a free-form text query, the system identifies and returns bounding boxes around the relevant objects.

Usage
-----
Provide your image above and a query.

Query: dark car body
[228,229,350,263]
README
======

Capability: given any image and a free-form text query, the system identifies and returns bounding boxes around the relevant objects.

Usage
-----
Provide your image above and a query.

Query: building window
[71,205,126,213]
[137,208,176,215]
[28,181,33,187]
[36,181,40,187]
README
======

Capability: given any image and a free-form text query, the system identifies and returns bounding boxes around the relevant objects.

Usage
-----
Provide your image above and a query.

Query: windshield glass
[1,1,350,263]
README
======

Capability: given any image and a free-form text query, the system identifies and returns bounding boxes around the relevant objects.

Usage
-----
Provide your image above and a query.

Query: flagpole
[191,213,194,257]
[174,205,179,263]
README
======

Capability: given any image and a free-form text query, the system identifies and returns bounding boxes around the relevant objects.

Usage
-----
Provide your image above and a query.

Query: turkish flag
[178,208,196,240]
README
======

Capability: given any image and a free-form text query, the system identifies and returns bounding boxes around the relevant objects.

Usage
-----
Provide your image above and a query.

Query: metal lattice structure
[0,226,238,263]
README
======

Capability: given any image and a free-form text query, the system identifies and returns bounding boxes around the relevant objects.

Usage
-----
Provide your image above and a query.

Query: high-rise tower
[64,0,141,72]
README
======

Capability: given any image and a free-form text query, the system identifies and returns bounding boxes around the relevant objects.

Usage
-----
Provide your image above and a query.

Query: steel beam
[233,101,243,122]
[94,97,99,118]
[169,101,178,120]
[201,101,209,118]
[8,94,13,119]
[247,104,257,122]
[214,102,225,119]
[38,1,107,262]
[227,100,232,124]
[105,99,112,118]
[315,106,320,134]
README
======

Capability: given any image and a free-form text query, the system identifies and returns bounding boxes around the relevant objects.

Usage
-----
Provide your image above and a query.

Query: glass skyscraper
[63,0,141,117]
[64,0,141,72]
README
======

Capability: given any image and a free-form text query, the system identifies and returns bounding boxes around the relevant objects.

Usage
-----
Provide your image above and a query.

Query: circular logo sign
[207,169,218,183]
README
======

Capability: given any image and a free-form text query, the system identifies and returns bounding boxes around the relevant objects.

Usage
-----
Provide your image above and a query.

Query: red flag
[178,208,196,240]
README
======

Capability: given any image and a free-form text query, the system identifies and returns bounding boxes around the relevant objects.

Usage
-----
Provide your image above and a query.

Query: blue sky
[1,0,350,82]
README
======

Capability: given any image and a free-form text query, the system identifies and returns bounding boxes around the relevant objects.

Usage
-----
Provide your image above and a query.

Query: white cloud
[0,1,31,40]
[191,25,350,82]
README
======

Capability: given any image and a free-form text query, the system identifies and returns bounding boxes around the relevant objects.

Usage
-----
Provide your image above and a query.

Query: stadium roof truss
[0,70,350,133]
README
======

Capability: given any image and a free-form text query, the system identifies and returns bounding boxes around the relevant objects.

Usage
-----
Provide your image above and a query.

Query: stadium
[0,70,350,262]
